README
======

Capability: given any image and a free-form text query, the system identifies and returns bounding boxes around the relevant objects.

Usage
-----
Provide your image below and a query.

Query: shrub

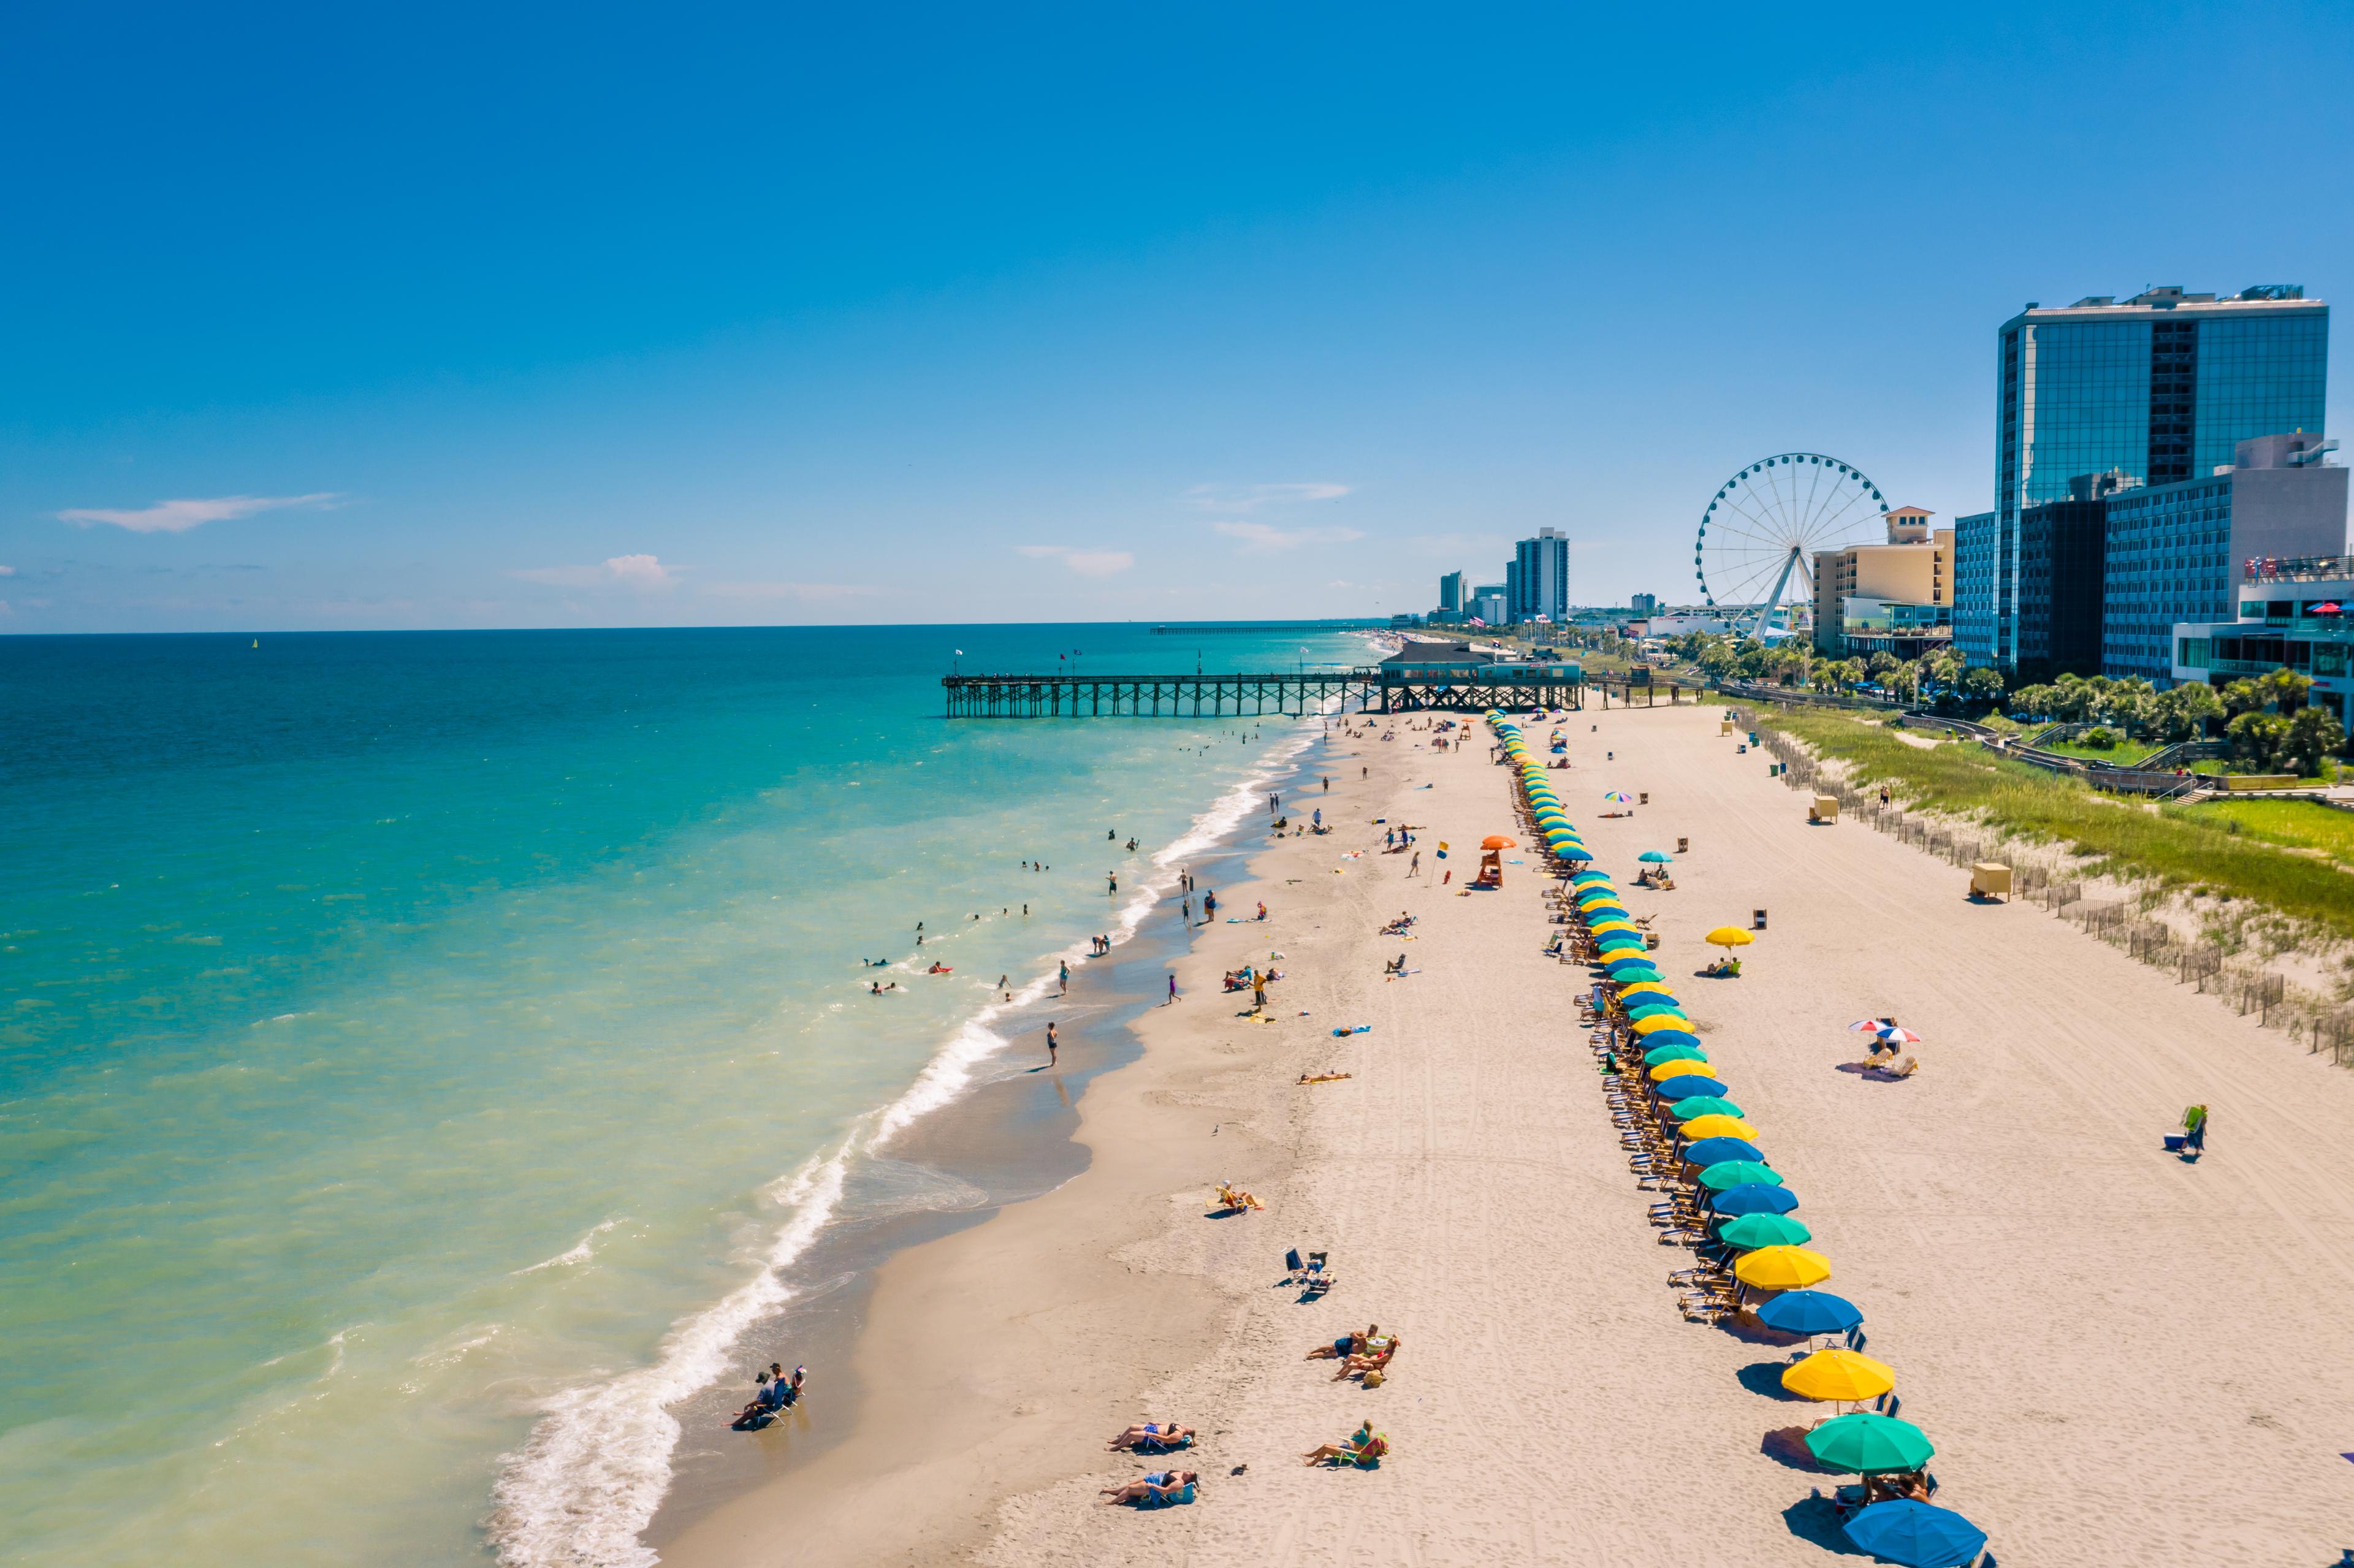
[2082,726,2116,750]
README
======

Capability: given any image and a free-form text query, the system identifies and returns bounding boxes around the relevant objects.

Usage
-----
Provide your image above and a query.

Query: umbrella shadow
[1781,1492,1867,1555]
[1737,1360,1809,1401]
[1761,1425,1832,1472]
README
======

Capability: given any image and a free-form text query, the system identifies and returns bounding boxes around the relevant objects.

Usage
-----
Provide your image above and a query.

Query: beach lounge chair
[1887,1056,1919,1078]
[1135,1479,1198,1507]
[1135,1433,1194,1455]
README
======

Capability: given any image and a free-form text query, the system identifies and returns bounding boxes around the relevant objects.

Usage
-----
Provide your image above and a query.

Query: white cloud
[513,555,677,590]
[0,565,13,576]
[1213,520,1365,550]
[1181,482,1350,512]
[58,493,341,533]
[1018,545,1134,577]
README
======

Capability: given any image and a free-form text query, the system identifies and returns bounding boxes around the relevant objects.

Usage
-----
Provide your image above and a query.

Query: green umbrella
[1637,850,1674,863]
[1642,1043,1707,1067]
[1804,1412,1935,1474]
[1697,1159,1784,1190]
[1717,1212,1813,1249]
[1669,1095,1746,1121]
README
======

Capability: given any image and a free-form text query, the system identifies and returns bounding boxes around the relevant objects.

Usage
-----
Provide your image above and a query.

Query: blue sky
[5,1,2352,633]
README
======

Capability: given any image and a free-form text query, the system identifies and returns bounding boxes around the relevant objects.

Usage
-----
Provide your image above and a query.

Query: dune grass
[2169,798,2354,866]
[1769,709,2354,937]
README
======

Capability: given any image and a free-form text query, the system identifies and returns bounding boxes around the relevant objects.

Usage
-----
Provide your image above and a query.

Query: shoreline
[627,717,1341,1562]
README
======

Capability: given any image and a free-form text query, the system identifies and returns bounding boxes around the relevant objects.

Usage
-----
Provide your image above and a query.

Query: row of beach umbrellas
[1487,712,1988,1568]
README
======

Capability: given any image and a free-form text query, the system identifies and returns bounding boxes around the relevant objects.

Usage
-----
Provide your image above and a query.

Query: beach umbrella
[1628,1014,1688,1035]
[1680,1135,1759,1165]
[1805,1412,1933,1475]
[1625,1002,1687,1022]
[1608,967,1666,986]
[1480,835,1516,850]
[1646,1057,1718,1081]
[1637,1029,1701,1051]
[1679,1116,1757,1143]
[1842,1501,1986,1568]
[1848,1018,1892,1033]
[1583,905,1633,923]
[1554,845,1593,861]
[1782,1348,1894,1404]
[1655,1075,1729,1101]
[1712,1182,1796,1216]
[1755,1289,1861,1336]
[1705,927,1756,948]
[1732,1244,1832,1290]
[1576,889,1621,905]
[1717,1212,1813,1250]
[1603,951,1659,970]
[1588,921,1639,936]
[1571,872,1612,887]
[1617,981,1677,1000]
[1698,1159,1782,1189]
[1637,850,1674,863]
[1604,791,1633,803]
[1671,1095,1745,1121]
[1875,1026,1923,1045]
[1594,932,1646,950]
[1641,1044,1707,1067]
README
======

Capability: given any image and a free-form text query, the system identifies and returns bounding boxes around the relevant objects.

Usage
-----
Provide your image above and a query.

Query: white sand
[666,701,2354,1567]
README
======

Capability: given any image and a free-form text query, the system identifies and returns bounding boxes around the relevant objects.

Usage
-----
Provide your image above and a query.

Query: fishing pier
[942,642,1591,717]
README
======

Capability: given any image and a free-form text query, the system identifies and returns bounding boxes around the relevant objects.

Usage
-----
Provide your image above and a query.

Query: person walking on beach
[1059,960,1068,995]
[1409,850,1420,878]
[1167,974,1181,1005]
[1202,889,1216,923]
[2182,1103,2209,1161]
[1046,1022,1059,1065]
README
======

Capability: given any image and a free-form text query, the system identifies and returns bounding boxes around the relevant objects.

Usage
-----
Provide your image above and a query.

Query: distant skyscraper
[1512,527,1569,622]
[1631,592,1658,616]
[1977,284,2327,666]
[1438,571,1464,613]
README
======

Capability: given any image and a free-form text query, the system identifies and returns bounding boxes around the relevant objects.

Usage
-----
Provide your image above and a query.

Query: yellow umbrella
[1617,980,1677,1000]
[1577,895,1620,910]
[1629,1014,1690,1035]
[1732,1245,1832,1290]
[1706,927,1756,948]
[1588,921,1639,935]
[1678,1114,1756,1140]
[1781,1349,1894,1404]
[1647,1059,1720,1083]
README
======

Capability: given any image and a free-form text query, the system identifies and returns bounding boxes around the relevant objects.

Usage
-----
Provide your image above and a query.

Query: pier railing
[942,667,1586,716]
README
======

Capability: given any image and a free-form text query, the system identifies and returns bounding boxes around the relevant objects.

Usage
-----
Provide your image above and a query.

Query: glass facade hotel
[1974,286,2329,672]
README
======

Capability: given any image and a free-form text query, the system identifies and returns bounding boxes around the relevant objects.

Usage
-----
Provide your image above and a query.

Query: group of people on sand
[1304,1325,1400,1383]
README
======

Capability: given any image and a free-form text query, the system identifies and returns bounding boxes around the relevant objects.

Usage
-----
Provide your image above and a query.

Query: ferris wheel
[1696,452,1888,636]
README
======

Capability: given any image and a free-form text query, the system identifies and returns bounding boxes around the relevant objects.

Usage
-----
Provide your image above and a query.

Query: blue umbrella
[1637,1029,1701,1050]
[1755,1289,1863,1337]
[1842,1501,1987,1567]
[1682,1136,1762,1165]
[1653,1074,1728,1099]
[1711,1182,1799,1216]
[1555,846,1593,861]
[1603,954,1657,971]
[1584,908,1633,924]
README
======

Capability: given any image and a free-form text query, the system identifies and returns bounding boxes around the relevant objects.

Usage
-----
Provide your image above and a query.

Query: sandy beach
[660,699,2354,1567]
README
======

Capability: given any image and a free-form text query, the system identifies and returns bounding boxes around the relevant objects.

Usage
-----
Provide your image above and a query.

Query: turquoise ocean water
[0,623,1370,1567]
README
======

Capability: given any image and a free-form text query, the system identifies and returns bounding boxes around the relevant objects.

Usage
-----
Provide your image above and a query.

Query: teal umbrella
[1805,1412,1935,1475]
[1637,850,1674,863]
[1625,1003,1687,1021]
[1669,1095,1745,1121]
[1642,1043,1707,1067]
[1718,1212,1812,1249]
[1697,1159,1784,1190]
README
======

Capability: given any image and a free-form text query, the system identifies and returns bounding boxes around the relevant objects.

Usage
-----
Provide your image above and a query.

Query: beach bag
[1362,1369,1384,1388]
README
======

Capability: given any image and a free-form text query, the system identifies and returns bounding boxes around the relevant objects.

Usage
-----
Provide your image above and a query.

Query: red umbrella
[2311,601,2343,615]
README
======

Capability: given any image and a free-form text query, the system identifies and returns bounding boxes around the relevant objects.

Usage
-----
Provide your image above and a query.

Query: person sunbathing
[1105,1420,1194,1450]
[1301,1423,1385,1466]
[1383,954,1406,973]
[1099,1469,1198,1504]
[1305,1325,1375,1359]
[1216,1182,1263,1212]
[1333,1333,1400,1380]
[1298,1071,1352,1084]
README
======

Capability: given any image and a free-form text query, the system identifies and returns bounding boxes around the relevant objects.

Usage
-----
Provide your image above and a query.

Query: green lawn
[2033,735,2169,765]
[1767,707,2354,937]
[2167,798,2354,865]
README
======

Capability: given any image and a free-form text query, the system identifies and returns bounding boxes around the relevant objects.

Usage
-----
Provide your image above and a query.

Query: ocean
[0,622,1373,1567]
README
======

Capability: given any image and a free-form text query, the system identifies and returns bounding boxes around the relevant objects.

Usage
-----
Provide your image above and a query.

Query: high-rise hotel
[1954,286,2331,677]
